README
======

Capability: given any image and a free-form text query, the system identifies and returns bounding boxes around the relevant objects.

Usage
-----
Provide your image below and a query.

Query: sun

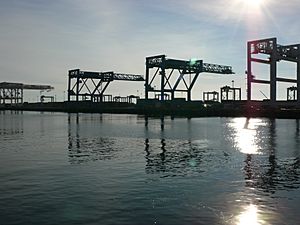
[242,0,263,7]
[250,0,263,4]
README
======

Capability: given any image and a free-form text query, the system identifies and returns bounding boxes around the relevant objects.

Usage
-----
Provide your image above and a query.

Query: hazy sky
[1,0,300,101]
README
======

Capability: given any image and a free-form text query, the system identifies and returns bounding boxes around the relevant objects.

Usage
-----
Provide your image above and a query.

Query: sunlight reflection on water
[236,204,260,225]
[229,118,269,155]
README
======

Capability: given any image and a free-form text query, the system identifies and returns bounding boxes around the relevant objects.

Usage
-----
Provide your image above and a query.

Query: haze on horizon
[0,0,299,101]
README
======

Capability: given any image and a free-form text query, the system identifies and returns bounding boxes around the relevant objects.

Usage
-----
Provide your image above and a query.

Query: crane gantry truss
[0,82,53,104]
[145,55,234,101]
[67,69,144,102]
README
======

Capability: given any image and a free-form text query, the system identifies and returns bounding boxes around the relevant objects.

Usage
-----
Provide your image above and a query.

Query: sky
[1,0,300,102]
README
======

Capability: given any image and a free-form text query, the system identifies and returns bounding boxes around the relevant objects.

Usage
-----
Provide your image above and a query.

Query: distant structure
[145,54,234,101]
[40,95,55,103]
[67,69,144,102]
[0,82,53,104]
[113,95,140,104]
[203,91,219,102]
[220,85,242,102]
[287,86,297,101]
[247,37,300,104]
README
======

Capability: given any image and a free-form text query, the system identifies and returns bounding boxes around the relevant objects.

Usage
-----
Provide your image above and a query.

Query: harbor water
[0,111,300,224]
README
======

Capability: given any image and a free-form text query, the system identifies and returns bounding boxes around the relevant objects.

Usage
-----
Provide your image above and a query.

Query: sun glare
[237,204,261,225]
[229,118,263,155]
[241,0,263,7]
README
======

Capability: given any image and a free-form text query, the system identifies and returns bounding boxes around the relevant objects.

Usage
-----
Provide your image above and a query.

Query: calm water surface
[0,111,300,225]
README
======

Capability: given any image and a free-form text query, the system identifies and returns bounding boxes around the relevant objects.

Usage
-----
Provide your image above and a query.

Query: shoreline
[1,101,300,119]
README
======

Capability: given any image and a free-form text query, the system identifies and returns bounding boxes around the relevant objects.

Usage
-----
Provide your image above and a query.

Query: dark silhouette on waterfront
[1,38,300,118]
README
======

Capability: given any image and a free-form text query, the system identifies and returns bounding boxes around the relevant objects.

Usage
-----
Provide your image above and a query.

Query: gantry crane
[247,37,300,104]
[145,55,234,101]
[67,69,144,102]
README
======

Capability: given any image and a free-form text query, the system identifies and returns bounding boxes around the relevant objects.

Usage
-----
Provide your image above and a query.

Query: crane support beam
[202,63,233,74]
[68,69,144,81]
[0,82,53,90]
